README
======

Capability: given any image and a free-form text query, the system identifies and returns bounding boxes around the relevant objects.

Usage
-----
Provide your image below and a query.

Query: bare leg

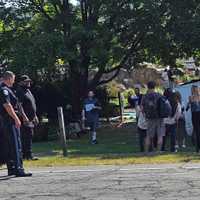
[157,135,163,152]
[145,136,151,153]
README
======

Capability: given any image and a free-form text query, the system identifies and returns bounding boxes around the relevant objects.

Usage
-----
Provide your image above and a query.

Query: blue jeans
[166,124,176,152]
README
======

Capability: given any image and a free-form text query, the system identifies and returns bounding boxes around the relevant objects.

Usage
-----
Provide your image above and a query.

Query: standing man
[161,69,170,89]
[127,86,143,109]
[134,86,143,107]
[82,91,101,144]
[141,81,165,153]
[167,67,175,89]
[0,71,32,177]
[16,75,39,160]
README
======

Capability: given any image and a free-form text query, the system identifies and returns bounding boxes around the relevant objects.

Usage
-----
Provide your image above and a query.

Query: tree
[1,0,200,113]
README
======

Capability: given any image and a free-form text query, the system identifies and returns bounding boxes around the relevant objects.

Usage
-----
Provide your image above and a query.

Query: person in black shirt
[16,75,39,160]
[0,71,32,177]
[128,87,143,108]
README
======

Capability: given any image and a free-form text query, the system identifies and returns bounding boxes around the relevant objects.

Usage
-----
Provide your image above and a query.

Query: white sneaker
[182,144,186,148]
[175,145,179,149]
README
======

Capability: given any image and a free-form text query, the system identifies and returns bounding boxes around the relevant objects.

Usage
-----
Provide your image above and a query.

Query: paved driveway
[1,163,200,200]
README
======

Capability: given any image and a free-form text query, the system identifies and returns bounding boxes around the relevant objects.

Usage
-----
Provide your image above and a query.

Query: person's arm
[94,105,102,110]
[18,102,29,122]
[94,99,102,110]
[3,103,21,128]
[174,103,182,122]
[16,90,29,122]
[186,96,191,111]
[140,95,145,113]
[135,105,141,118]
[33,115,39,125]
[82,109,85,120]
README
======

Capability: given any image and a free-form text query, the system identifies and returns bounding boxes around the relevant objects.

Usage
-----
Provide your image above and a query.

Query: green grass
[23,122,200,167]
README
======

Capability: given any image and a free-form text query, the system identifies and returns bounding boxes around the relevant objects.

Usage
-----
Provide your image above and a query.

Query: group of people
[1,70,199,177]
[0,71,38,177]
[132,81,200,154]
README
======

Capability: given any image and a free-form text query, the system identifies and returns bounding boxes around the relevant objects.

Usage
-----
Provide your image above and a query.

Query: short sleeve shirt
[83,98,100,123]
[16,86,37,120]
[0,83,18,121]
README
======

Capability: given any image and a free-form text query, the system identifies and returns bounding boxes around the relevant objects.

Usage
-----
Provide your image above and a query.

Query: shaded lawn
[25,122,200,167]
[32,123,139,156]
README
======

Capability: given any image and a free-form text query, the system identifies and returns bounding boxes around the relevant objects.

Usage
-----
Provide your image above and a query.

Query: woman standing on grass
[164,91,182,152]
[187,85,200,153]
[175,92,187,150]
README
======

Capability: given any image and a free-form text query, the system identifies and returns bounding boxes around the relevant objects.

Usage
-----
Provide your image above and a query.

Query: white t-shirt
[137,111,147,130]
[162,71,169,82]
[164,102,182,125]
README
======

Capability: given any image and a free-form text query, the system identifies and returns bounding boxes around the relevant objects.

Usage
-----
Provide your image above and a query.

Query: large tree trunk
[69,62,89,117]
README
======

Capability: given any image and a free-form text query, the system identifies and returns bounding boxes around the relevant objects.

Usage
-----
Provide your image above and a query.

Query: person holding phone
[82,91,101,144]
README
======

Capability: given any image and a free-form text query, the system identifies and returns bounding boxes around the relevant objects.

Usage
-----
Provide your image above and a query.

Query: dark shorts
[86,121,98,132]
[146,119,165,138]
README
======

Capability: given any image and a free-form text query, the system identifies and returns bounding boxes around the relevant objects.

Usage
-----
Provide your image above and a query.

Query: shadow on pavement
[0,175,15,181]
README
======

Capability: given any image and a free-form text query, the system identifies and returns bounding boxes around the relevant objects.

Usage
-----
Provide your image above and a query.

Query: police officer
[0,71,32,177]
[16,75,39,160]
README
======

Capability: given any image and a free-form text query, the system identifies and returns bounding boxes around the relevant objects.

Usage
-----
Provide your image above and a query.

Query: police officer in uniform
[0,71,32,177]
[16,75,39,160]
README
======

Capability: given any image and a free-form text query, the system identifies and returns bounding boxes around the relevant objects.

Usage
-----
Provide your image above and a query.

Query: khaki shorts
[146,119,165,138]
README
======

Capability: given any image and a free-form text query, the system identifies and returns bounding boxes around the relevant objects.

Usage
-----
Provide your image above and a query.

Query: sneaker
[27,156,39,161]
[8,170,17,176]
[15,171,32,177]
[182,144,186,148]
[175,145,179,149]
[91,140,98,145]
[8,169,32,177]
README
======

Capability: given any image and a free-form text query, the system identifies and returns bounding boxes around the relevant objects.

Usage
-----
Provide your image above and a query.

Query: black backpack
[158,96,172,118]
[143,94,159,119]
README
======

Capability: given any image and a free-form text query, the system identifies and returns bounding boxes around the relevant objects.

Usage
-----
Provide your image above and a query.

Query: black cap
[19,75,32,82]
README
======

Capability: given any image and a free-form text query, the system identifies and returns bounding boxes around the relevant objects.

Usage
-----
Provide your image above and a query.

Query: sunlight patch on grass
[24,153,200,168]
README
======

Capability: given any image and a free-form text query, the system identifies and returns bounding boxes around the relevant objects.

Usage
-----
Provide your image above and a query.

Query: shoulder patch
[3,90,9,96]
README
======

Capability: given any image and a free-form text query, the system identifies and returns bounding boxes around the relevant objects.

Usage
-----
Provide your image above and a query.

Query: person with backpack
[141,81,165,153]
[164,91,182,152]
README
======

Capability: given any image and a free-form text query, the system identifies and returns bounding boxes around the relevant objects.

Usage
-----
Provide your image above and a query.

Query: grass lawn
[23,122,200,167]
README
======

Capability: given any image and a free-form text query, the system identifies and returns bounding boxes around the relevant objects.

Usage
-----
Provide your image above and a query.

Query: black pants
[0,118,7,165]
[21,126,34,159]
[138,127,146,152]
[162,124,176,152]
[192,112,200,152]
[2,120,24,172]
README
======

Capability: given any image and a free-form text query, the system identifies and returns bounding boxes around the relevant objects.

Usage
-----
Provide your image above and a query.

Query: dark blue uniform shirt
[0,83,18,123]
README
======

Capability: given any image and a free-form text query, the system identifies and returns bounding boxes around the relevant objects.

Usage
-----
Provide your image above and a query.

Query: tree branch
[29,0,53,21]
[90,31,146,87]
[97,68,121,86]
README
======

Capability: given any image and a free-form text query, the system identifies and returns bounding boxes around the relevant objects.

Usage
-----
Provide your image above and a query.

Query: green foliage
[1,0,200,113]
[1,1,199,77]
